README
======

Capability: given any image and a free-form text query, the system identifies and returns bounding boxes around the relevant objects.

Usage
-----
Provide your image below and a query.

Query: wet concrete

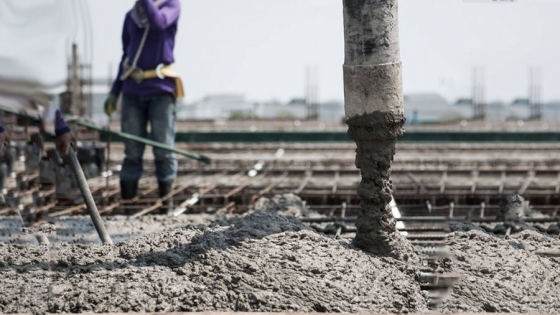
[0,194,315,245]
[0,210,427,315]
[346,112,414,260]
[346,111,405,141]
[3,195,559,314]
[0,214,217,245]
[497,194,525,221]
[440,227,560,313]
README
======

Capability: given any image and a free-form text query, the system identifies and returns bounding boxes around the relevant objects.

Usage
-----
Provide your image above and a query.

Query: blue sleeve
[142,0,180,31]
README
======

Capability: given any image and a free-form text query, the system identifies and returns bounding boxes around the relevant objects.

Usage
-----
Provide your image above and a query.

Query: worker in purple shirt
[104,0,183,215]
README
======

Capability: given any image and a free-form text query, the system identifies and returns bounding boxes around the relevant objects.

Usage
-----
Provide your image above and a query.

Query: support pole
[68,146,113,244]
[71,43,82,116]
[343,0,414,258]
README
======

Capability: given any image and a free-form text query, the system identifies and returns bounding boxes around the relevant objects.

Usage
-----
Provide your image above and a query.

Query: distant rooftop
[201,94,246,102]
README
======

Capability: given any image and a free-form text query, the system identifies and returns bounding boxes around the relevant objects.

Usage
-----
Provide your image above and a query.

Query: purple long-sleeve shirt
[110,0,181,97]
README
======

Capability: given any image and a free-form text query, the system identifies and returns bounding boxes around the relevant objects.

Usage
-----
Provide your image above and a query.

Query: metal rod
[105,117,112,206]
[129,185,187,219]
[68,146,113,244]
[70,119,211,164]
[0,105,211,164]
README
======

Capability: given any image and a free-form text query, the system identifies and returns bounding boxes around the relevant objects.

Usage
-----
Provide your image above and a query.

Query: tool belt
[123,64,185,98]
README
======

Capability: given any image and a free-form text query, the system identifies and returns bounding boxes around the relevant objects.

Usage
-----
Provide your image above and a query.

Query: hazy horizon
[88,0,560,104]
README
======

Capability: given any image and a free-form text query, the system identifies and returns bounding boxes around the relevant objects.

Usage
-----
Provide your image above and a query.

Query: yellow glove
[104,94,119,116]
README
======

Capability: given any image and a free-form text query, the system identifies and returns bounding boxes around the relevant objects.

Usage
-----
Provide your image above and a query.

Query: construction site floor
[2,195,560,314]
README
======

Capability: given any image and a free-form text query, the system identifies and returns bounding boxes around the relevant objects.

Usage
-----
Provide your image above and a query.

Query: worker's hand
[55,131,77,165]
[104,94,119,117]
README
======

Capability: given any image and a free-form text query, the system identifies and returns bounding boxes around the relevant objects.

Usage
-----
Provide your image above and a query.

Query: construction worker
[104,0,183,215]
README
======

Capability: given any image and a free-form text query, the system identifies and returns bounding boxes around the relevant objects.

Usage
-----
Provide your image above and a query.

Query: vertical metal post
[71,43,82,116]
[105,130,111,205]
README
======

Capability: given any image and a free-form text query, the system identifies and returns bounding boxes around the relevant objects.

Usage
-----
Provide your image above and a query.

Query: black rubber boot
[158,180,174,215]
[120,181,138,216]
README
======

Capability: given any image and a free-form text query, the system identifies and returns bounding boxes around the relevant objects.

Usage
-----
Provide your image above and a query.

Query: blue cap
[54,109,71,137]
[0,123,4,133]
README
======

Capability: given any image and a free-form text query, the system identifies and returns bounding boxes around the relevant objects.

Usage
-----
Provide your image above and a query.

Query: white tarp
[0,0,86,117]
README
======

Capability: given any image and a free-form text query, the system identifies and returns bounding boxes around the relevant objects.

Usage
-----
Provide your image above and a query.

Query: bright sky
[88,0,560,104]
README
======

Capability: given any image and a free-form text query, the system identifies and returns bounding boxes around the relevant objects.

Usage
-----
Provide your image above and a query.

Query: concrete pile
[0,210,427,314]
[2,194,560,314]
[441,227,560,313]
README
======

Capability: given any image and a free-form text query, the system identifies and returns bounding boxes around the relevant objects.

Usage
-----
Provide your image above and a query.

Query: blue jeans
[120,93,177,183]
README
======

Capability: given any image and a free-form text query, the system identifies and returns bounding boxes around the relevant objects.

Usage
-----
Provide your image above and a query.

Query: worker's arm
[0,124,7,155]
[54,110,76,165]
[142,0,180,31]
[109,16,131,96]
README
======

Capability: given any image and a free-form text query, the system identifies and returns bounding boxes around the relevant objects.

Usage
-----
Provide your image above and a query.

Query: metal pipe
[343,0,405,253]
[68,146,113,244]
[72,119,211,164]
[105,116,112,206]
